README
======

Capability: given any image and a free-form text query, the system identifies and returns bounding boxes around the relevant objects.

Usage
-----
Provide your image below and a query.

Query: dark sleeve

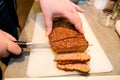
[0,0,20,39]
[5,0,20,28]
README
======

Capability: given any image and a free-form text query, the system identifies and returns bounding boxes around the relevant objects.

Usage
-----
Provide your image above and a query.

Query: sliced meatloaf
[54,52,90,64]
[57,63,90,73]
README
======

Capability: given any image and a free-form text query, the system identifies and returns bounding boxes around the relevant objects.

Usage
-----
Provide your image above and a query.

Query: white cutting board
[5,76,120,80]
[27,13,113,77]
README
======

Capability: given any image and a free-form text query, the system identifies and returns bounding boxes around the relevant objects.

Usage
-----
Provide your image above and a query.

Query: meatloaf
[57,63,90,73]
[49,17,88,53]
[54,52,90,64]
[54,52,90,73]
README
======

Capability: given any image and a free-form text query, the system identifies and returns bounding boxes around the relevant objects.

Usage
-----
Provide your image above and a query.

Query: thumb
[44,15,53,35]
[7,41,22,55]
[75,5,85,13]
[71,2,85,13]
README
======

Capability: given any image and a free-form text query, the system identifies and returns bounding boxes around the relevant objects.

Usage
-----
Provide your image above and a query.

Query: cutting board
[27,13,113,77]
[5,76,120,80]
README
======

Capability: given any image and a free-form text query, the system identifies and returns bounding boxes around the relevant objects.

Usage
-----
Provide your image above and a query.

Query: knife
[14,41,51,48]
[14,41,93,48]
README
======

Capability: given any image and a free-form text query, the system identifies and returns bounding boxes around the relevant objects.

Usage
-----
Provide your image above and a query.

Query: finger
[0,44,9,58]
[74,5,85,13]
[70,2,85,13]
[63,12,84,34]
[44,15,53,35]
[0,52,9,58]
[7,41,22,55]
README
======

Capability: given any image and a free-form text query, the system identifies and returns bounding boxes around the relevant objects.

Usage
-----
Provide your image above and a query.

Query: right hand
[0,30,22,58]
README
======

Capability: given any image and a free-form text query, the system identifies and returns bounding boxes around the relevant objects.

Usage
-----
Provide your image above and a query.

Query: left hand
[39,0,85,35]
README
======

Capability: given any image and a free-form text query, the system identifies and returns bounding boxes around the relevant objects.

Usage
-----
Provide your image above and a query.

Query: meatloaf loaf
[49,17,88,53]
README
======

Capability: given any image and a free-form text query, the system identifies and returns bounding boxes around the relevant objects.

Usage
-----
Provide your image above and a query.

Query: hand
[39,0,85,35]
[0,30,22,58]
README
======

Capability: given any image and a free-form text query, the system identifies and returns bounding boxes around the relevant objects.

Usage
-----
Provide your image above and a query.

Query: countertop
[4,0,120,79]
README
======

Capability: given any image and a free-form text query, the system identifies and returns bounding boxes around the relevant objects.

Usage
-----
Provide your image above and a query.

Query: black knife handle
[14,41,27,48]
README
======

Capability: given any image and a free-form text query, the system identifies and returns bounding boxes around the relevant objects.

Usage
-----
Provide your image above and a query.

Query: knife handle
[14,41,27,48]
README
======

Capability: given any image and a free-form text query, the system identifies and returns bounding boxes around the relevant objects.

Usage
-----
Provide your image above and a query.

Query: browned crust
[49,27,81,42]
[50,37,88,53]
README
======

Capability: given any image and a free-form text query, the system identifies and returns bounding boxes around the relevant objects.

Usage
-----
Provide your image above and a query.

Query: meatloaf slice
[54,52,90,64]
[57,63,90,73]
[49,17,88,53]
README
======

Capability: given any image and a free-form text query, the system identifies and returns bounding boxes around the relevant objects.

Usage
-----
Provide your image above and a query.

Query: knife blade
[14,41,93,48]
[14,41,51,48]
